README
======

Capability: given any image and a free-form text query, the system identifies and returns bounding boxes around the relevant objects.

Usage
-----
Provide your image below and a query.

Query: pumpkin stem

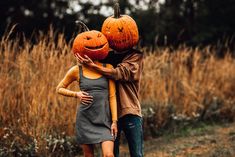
[114,2,120,18]
[75,20,90,32]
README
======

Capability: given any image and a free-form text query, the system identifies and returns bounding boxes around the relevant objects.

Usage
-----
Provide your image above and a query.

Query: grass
[162,122,215,140]
[0,27,235,156]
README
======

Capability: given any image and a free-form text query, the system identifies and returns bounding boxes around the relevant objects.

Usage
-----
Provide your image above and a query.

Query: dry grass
[143,47,235,131]
[0,28,235,155]
[0,28,80,155]
[141,47,235,116]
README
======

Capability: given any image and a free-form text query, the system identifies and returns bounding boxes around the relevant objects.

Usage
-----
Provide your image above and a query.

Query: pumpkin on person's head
[72,21,109,60]
[101,3,139,52]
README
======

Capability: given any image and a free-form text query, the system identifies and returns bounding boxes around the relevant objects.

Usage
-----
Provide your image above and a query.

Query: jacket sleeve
[112,53,143,82]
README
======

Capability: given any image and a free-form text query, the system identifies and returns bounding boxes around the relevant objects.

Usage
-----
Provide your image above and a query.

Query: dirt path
[119,123,235,157]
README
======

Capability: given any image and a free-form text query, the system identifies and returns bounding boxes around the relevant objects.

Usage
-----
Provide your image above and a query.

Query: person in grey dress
[57,62,118,157]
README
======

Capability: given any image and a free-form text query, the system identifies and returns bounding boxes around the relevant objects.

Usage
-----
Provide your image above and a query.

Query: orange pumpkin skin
[101,5,139,52]
[72,30,109,60]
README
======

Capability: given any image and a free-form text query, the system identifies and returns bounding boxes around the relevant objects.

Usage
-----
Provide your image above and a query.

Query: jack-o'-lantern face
[101,3,139,52]
[72,22,109,60]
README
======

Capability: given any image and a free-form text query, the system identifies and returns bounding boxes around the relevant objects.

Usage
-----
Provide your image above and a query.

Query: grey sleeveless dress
[75,65,113,144]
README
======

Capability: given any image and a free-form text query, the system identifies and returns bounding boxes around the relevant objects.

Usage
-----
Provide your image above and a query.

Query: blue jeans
[114,114,144,157]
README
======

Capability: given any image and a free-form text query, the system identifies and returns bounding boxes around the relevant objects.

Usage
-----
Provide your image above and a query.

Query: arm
[91,63,116,79]
[56,65,93,105]
[56,66,79,97]
[107,64,118,138]
[75,52,143,82]
[108,72,117,121]
[75,53,116,78]
[111,52,143,81]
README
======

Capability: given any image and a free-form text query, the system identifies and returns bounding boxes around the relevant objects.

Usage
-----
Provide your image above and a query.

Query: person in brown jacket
[75,2,143,156]
[75,48,144,157]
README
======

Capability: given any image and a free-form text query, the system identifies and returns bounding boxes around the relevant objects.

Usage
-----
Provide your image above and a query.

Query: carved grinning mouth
[85,43,107,50]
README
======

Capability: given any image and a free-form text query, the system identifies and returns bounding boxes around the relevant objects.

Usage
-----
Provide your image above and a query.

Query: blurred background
[1,0,235,157]
[1,0,235,47]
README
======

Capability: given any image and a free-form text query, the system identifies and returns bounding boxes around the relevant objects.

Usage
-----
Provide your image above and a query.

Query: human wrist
[112,120,118,123]
[92,63,100,70]
[74,92,80,98]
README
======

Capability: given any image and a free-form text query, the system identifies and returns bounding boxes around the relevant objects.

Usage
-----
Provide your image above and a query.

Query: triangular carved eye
[106,26,111,31]
[97,33,102,37]
[118,27,123,32]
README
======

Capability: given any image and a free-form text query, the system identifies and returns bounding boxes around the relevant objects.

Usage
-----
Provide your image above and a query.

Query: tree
[0,0,234,47]
[0,0,77,37]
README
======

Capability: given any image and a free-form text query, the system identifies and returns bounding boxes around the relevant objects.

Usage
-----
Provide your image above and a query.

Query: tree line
[0,0,234,48]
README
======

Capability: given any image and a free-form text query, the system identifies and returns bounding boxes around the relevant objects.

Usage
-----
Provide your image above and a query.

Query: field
[0,28,235,156]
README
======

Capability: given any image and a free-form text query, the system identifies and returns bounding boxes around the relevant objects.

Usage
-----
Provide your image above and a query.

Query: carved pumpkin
[101,3,139,52]
[72,21,109,60]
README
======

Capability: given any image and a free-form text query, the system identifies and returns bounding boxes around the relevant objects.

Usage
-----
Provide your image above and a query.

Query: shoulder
[67,65,79,76]
[70,65,79,72]
[125,49,143,60]
[106,64,114,69]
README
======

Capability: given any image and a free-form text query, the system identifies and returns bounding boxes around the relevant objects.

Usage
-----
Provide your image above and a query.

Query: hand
[74,53,95,67]
[111,121,118,140]
[76,91,93,105]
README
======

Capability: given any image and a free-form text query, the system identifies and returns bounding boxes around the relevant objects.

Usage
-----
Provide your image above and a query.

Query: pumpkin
[72,21,109,60]
[101,3,139,52]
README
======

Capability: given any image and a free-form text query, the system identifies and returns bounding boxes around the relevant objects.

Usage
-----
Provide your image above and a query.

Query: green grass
[161,121,217,140]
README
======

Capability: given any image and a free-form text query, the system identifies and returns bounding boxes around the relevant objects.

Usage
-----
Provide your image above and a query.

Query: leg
[114,120,122,157]
[81,144,94,157]
[101,141,114,157]
[122,115,144,157]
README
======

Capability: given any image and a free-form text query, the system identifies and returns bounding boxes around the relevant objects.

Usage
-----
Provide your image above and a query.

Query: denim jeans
[114,114,143,157]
